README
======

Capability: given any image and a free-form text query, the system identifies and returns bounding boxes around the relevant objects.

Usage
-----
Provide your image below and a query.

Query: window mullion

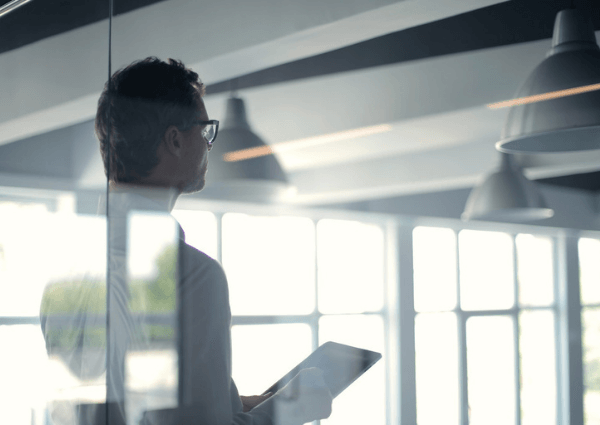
[313,217,320,352]
[553,235,564,425]
[385,221,400,425]
[456,230,469,425]
[313,217,321,425]
[397,224,417,425]
[0,317,40,325]
[512,235,522,425]
[215,212,223,264]
[557,233,585,425]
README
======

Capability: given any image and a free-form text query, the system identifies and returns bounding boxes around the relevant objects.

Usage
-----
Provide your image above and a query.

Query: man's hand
[241,393,273,412]
[273,367,333,425]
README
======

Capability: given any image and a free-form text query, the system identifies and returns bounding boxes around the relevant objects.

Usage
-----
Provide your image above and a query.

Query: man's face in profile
[179,98,211,194]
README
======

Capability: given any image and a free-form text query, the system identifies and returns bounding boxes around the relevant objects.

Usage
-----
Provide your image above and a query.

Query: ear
[162,125,183,157]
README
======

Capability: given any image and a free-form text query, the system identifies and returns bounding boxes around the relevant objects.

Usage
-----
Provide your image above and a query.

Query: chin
[182,176,206,194]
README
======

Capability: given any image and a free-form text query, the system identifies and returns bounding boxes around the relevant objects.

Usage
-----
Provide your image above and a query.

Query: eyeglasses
[192,119,219,146]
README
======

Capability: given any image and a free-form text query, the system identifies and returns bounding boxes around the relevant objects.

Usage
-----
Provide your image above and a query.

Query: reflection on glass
[128,212,179,286]
[579,238,600,305]
[125,350,177,425]
[0,202,98,317]
[125,212,179,424]
[516,234,554,307]
[583,308,600,425]
[317,219,384,314]
[519,310,556,425]
[413,227,457,312]
[0,208,108,425]
[459,230,514,311]
[223,213,315,315]
[466,316,515,425]
[415,312,459,425]
[1,0,110,419]
[231,324,312,396]
[0,325,49,425]
[0,202,48,316]
[319,315,385,425]
[37,212,108,425]
[37,206,182,424]
[171,210,217,259]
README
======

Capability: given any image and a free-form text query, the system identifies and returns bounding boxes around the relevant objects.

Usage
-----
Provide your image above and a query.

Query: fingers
[296,368,333,420]
[241,393,273,412]
[297,367,326,387]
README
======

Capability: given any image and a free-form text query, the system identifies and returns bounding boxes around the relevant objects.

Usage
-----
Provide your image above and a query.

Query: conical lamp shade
[202,96,289,202]
[497,9,600,153]
[462,154,554,221]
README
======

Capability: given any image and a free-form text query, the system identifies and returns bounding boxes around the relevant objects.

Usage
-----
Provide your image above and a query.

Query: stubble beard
[181,170,206,194]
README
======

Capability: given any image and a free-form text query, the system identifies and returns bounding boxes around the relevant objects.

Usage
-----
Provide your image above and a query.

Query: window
[1,196,392,425]
[2,194,583,425]
[171,210,218,259]
[216,213,389,425]
[579,238,600,425]
[0,200,108,424]
[317,219,386,425]
[413,227,557,425]
[222,213,315,316]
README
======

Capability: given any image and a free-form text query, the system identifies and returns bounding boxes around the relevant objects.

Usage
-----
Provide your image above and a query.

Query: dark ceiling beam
[538,171,600,192]
[206,0,599,95]
[0,0,168,55]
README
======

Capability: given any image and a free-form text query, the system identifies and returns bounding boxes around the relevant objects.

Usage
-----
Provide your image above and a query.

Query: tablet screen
[263,341,381,398]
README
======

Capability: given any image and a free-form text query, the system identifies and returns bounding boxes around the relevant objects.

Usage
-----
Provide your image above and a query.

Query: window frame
[576,234,600,425]
[175,197,399,425]
[404,217,588,425]
[0,189,592,425]
[0,192,71,328]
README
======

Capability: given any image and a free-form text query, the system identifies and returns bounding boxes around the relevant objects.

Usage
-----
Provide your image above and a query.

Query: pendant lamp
[496,8,600,153]
[201,96,289,202]
[0,0,32,18]
[462,154,554,221]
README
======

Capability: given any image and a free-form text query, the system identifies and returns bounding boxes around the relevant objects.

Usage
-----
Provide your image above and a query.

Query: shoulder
[177,242,232,323]
[178,241,228,287]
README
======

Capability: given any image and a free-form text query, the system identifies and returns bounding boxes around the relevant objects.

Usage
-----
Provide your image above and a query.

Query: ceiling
[1,0,600,207]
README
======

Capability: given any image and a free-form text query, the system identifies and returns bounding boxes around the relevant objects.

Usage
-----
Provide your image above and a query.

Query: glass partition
[0,0,110,423]
[2,1,587,425]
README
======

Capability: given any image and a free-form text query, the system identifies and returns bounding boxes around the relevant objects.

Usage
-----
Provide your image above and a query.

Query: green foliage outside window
[584,309,600,393]
[40,244,177,349]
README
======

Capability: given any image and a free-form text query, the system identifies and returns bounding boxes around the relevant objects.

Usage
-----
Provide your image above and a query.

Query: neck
[109,181,180,212]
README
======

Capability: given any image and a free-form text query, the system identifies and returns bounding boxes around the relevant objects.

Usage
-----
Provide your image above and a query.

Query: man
[92,57,333,424]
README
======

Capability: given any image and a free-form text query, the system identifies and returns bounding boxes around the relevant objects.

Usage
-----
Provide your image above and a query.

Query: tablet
[263,341,382,398]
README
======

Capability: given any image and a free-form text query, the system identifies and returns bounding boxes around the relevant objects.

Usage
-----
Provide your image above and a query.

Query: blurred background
[1,0,600,424]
